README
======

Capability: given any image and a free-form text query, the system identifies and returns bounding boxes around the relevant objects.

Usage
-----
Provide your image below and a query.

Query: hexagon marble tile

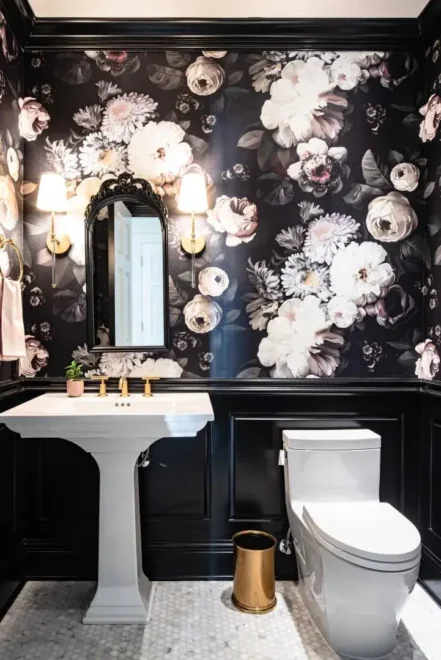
[0,581,440,660]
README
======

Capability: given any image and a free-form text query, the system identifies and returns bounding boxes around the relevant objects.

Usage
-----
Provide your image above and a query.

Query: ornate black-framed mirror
[85,173,169,353]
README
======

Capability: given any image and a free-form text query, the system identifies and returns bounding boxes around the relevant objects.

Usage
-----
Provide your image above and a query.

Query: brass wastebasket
[232,530,277,614]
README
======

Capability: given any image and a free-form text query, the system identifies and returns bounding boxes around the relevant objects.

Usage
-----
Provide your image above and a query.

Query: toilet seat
[302,501,421,571]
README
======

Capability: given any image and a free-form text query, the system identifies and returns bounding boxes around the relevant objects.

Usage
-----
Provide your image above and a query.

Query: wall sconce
[36,172,69,288]
[177,165,208,289]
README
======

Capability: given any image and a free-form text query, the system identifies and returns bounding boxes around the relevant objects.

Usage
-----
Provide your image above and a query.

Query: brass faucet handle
[91,376,109,398]
[118,377,130,397]
[142,376,160,397]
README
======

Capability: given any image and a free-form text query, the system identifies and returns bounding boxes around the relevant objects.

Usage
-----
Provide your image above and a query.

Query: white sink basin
[0,391,214,624]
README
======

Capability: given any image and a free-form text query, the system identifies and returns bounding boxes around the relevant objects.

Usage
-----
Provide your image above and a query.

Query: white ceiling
[29,0,429,19]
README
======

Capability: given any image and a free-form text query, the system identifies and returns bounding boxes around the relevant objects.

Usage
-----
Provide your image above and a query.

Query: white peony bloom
[330,55,369,90]
[99,352,145,378]
[281,254,331,301]
[184,294,223,334]
[101,92,158,144]
[186,56,225,96]
[260,57,348,148]
[366,192,418,242]
[390,163,420,192]
[257,295,342,378]
[303,213,359,265]
[202,51,227,58]
[198,267,229,297]
[129,357,183,378]
[415,339,440,380]
[128,121,193,185]
[207,195,258,247]
[330,241,395,306]
[327,296,359,328]
[79,131,127,176]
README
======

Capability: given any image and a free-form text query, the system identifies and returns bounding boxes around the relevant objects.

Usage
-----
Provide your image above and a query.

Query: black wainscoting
[419,385,441,604]
[0,380,422,582]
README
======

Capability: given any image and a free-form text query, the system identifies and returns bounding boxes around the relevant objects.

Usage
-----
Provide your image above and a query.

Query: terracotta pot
[67,379,84,397]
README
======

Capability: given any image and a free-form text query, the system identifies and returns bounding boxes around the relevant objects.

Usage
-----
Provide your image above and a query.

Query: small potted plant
[65,360,84,397]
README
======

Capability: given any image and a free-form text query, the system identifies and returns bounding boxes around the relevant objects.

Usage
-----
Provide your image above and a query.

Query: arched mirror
[85,173,169,352]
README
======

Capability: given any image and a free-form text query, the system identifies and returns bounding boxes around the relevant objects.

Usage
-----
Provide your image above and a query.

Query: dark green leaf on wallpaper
[178,271,193,283]
[222,324,247,333]
[402,113,421,127]
[401,235,430,268]
[388,150,404,166]
[223,86,249,106]
[165,51,192,69]
[343,183,384,208]
[237,130,263,149]
[391,104,416,112]
[185,134,209,156]
[361,150,390,190]
[179,120,191,131]
[164,110,178,122]
[397,350,417,368]
[227,70,244,86]
[211,94,226,113]
[424,182,436,198]
[434,245,441,266]
[170,307,182,327]
[223,278,238,302]
[177,357,188,368]
[169,276,189,306]
[223,53,239,68]
[237,367,263,378]
[428,224,440,237]
[55,54,92,85]
[387,341,412,350]
[225,309,241,324]
[257,133,277,171]
[146,64,185,90]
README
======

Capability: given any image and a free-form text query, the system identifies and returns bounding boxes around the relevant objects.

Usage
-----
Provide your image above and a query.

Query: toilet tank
[283,429,381,503]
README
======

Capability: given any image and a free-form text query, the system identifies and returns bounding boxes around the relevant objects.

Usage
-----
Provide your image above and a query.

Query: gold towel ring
[0,235,23,283]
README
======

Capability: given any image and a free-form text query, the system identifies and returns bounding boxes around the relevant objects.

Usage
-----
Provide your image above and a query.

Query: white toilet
[282,428,421,660]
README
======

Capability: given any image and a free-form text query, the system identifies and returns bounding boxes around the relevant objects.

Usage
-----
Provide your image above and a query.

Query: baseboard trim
[0,580,24,621]
[419,547,441,606]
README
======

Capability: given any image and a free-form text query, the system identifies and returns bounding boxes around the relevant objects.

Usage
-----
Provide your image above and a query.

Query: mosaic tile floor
[0,581,440,660]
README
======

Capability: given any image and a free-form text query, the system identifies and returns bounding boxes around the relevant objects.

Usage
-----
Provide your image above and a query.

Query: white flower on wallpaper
[79,131,127,176]
[198,267,229,297]
[366,192,418,242]
[260,57,348,148]
[390,163,420,192]
[73,104,103,131]
[183,294,223,334]
[419,93,441,142]
[330,54,369,90]
[207,196,258,246]
[415,339,440,380]
[281,254,331,301]
[99,352,145,378]
[303,213,360,265]
[329,241,395,306]
[18,97,50,142]
[44,138,81,180]
[327,297,360,329]
[257,295,343,377]
[96,80,122,102]
[129,357,183,378]
[185,56,226,96]
[128,120,193,185]
[101,92,158,143]
[287,137,350,197]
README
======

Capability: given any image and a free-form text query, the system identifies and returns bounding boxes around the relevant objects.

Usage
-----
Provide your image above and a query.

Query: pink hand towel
[1,277,26,360]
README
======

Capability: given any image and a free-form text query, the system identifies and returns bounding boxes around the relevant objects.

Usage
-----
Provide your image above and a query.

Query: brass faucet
[118,377,130,397]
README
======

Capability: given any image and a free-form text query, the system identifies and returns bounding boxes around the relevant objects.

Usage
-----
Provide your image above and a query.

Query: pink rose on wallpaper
[415,339,440,380]
[419,94,441,142]
[207,195,258,247]
[19,336,49,378]
[18,97,50,142]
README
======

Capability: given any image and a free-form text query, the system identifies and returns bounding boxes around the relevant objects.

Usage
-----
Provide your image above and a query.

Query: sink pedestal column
[83,450,154,624]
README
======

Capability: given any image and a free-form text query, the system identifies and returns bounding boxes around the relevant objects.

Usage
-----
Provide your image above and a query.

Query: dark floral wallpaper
[0,13,23,382]
[19,48,432,379]
[417,36,441,382]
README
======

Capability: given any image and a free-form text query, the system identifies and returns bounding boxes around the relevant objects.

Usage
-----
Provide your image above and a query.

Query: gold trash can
[232,530,277,614]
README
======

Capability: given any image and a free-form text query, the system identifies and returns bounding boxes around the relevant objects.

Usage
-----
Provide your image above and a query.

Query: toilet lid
[303,502,421,563]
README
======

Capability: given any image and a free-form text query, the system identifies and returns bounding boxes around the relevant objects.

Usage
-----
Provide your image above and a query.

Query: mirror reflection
[92,200,165,348]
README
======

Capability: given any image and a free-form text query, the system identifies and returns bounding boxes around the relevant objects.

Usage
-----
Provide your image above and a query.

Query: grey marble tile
[0,581,439,660]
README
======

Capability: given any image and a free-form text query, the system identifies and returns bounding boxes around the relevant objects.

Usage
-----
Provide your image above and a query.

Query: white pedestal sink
[0,392,214,624]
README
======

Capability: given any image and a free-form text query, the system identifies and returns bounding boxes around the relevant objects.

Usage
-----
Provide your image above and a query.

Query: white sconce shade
[37,172,67,213]
[178,168,208,214]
